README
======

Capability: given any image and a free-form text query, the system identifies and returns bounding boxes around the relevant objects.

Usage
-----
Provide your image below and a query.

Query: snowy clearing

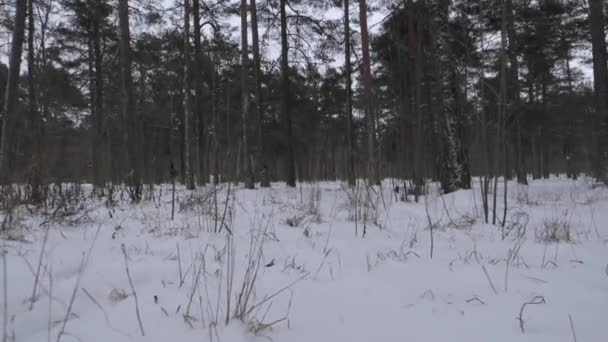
[2,177,608,342]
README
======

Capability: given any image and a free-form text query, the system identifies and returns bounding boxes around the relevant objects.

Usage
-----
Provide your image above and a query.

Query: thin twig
[121,244,145,336]
[246,272,309,317]
[57,225,101,342]
[481,265,498,295]
[568,313,577,342]
[517,295,546,333]
[465,297,486,305]
[424,184,434,259]
[2,247,7,342]
[30,221,51,310]
[81,287,131,339]
[48,265,53,342]
[56,254,85,342]
[313,248,332,280]
[81,288,111,327]
[177,243,184,288]
[186,256,203,317]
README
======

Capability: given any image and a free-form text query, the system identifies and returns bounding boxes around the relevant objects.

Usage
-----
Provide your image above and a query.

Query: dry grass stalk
[517,295,546,333]
[30,221,51,310]
[568,313,577,342]
[121,244,145,337]
[57,225,100,342]
[2,247,7,342]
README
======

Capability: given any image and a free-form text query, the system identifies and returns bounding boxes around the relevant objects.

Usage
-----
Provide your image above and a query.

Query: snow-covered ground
[2,177,607,342]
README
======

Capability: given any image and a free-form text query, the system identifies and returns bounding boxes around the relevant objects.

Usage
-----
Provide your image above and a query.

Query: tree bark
[431,0,462,194]
[505,0,526,186]
[280,0,296,187]
[588,0,608,183]
[182,0,195,189]
[27,0,45,203]
[0,0,27,183]
[118,0,144,198]
[92,0,107,191]
[344,0,355,187]
[250,0,269,187]
[192,0,205,185]
[359,0,377,185]
[240,0,254,189]
[413,0,424,201]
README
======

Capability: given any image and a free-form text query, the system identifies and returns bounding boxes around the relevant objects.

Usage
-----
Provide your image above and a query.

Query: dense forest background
[0,0,607,203]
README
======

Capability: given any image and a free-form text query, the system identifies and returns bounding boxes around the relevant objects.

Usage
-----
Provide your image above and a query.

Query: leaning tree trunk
[118,0,144,199]
[182,0,195,189]
[240,0,254,189]
[280,0,296,187]
[0,0,27,183]
[344,0,356,187]
[588,0,608,184]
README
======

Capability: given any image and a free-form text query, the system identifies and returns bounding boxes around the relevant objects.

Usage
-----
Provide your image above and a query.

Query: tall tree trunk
[499,0,509,227]
[118,0,144,199]
[431,0,461,194]
[0,0,27,183]
[588,0,608,183]
[240,0,254,189]
[182,0,195,189]
[563,36,577,179]
[192,0,205,185]
[92,0,107,191]
[211,32,220,185]
[280,0,296,187]
[505,0,526,185]
[477,0,490,223]
[250,0,269,187]
[413,0,424,201]
[359,0,377,185]
[27,0,44,203]
[344,0,355,187]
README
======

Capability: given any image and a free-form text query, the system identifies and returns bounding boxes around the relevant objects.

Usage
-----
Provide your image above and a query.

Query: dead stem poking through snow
[121,243,145,336]
[57,225,101,342]
[2,245,7,342]
[517,295,546,333]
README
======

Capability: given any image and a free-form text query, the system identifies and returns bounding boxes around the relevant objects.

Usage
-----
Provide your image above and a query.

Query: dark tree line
[0,0,606,204]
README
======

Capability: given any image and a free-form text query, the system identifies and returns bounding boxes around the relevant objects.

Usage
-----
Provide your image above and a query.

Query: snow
[2,177,608,342]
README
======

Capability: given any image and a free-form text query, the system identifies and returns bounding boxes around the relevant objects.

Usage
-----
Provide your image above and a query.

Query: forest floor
[1,177,608,342]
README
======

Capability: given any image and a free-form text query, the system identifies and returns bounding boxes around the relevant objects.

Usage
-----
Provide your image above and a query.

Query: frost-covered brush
[536,209,573,243]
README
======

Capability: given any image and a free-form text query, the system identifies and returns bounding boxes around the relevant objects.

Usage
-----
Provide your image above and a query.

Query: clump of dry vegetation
[536,211,572,243]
